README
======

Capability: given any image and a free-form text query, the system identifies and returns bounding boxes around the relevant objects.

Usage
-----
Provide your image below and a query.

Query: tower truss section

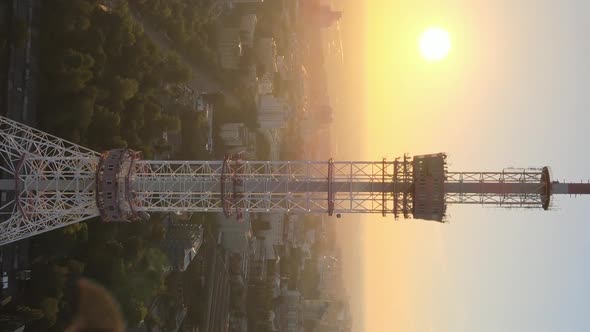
[129,157,413,219]
[445,167,552,209]
[0,116,100,245]
[0,114,588,246]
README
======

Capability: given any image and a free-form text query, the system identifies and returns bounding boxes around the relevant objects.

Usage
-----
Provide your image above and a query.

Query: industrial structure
[1,115,589,245]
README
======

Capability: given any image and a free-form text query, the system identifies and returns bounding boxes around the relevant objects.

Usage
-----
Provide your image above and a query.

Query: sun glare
[419,27,451,62]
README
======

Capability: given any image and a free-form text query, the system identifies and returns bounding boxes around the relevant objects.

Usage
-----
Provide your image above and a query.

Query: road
[5,0,39,124]
[1,0,39,304]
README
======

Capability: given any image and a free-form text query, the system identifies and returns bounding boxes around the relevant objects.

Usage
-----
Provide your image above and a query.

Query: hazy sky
[329,1,590,331]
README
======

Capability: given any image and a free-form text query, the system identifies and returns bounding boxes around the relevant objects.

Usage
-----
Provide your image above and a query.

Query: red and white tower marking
[0,115,587,245]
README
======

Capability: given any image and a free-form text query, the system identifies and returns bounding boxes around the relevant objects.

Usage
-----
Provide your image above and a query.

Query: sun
[419,27,451,62]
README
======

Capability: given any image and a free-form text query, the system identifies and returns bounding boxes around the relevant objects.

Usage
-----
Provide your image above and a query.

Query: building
[257,72,274,95]
[259,212,285,246]
[243,64,259,93]
[200,239,232,332]
[301,299,330,322]
[217,213,252,253]
[239,14,257,48]
[319,300,353,332]
[188,96,215,153]
[217,28,242,70]
[256,37,278,74]
[276,55,290,80]
[247,238,268,284]
[257,95,289,129]
[278,289,301,332]
[219,122,251,147]
[286,215,305,246]
[160,217,204,272]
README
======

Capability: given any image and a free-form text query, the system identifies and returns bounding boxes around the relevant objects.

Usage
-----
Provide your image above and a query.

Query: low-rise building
[278,289,302,332]
[276,55,290,79]
[160,217,204,272]
[239,14,257,48]
[257,95,289,129]
[248,238,268,284]
[259,212,285,246]
[219,122,251,147]
[217,28,242,70]
[217,213,252,254]
[256,37,278,74]
[257,73,274,95]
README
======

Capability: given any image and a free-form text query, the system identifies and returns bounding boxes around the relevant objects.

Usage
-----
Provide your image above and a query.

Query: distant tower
[1,115,590,246]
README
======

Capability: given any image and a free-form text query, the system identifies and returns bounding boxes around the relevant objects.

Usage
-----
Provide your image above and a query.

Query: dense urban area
[0,0,352,331]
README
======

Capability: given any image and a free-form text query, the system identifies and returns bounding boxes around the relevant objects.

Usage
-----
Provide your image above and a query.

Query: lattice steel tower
[1,115,589,245]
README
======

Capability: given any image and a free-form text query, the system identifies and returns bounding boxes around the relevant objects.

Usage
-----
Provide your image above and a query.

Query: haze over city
[2,1,590,332]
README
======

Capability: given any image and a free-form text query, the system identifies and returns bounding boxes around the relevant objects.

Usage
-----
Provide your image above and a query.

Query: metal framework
[445,169,551,208]
[132,158,406,217]
[0,115,100,245]
[0,115,587,246]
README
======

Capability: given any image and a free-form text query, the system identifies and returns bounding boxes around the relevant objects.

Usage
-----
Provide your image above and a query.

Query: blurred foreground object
[65,278,125,332]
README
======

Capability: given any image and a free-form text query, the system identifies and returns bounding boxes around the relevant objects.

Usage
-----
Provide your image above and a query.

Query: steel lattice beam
[2,115,590,246]
[0,116,100,245]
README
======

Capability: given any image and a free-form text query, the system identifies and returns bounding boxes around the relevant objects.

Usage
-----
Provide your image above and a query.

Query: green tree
[162,54,192,83]
[125,298,148,327]
[39,297,59,327]
[112,76,139,101]
[87,105,123,148]
[16,305,45,322]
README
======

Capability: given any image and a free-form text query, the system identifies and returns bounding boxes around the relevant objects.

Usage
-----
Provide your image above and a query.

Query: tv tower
[0,115,588,245]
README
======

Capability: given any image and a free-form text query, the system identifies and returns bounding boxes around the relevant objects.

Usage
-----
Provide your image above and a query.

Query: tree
[112,76,139,101]
[162,54,192,83]
[62,48,95,71]
[39,297,59,327]
[125,298,148,327]
[87,105,123,149]
[17,306,45,322]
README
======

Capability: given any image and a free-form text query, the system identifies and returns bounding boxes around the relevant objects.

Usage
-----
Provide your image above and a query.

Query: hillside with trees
[38,0,190,156]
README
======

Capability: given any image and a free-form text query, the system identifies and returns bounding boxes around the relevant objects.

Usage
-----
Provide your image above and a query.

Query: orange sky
[329,1,590,331]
